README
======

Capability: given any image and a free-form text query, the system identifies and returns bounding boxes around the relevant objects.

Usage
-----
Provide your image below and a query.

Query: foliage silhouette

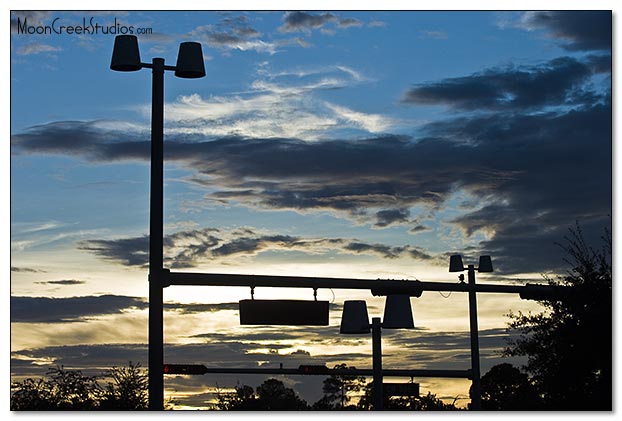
[215,378,309,410]
[99,362,149,410]
[11,362,148,411]
[504,223,612,410]
[312,363,367,410]
[479,363,540,410]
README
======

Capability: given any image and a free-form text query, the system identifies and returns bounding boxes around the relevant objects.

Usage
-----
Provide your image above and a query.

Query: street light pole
[148,57,165,411]
[110,35,205,411]
[467,264,481,410]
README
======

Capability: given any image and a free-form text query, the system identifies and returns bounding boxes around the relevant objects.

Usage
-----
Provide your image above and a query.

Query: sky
[8,4,615,410]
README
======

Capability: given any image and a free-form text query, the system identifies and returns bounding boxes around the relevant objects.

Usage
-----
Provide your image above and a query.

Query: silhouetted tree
[11,366,101,410]
[11,362,149,410]
[312,364,367,410]
[505,223,612,410]
[479,363,541,410]
[10,377,57,410]
[215,378,308,410]
[99,362,148,410]
[215,384,259,410]
[256,378,309,410]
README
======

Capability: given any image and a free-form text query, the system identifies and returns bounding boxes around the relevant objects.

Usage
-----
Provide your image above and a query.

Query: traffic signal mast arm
[165,271,571,300]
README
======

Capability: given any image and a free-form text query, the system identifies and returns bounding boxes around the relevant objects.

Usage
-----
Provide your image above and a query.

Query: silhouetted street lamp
[340,296,414,410]
[110,34,205,411]
[449,254,493,410]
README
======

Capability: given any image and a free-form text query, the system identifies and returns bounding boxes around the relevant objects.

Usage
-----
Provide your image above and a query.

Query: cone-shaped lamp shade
[449,254,464,272]
[478,255,493,272]
[110,35,141,71]
[382,295,414,329]
[340,300,370,334]
[175,42,205,78]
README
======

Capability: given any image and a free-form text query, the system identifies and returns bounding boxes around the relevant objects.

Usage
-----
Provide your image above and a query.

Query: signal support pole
[371,317,383,411]
[148,57,165,411]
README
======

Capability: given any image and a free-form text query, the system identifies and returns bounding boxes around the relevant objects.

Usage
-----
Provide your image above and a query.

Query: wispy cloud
[78,226,434,269]
[11,266,47,273]
[419,30,448,40]
[338,18,364,28]
[15,43,62,56]
[148,64,385,140]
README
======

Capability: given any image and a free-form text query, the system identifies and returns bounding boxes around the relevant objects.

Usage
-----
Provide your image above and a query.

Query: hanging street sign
[239,299,329,326]
[383,382,420,397]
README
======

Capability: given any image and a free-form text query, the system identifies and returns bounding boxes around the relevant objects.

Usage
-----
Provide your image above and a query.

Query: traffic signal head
[298,365,329,375]
[163,364,207,375]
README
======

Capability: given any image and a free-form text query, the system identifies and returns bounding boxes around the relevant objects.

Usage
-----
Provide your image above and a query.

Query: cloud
[15,43,62,56]
[14,108,611,276]
[324,103,396,133]
[516,11,611,52]
[279,12,337,33]
[11,49,611,275]
[338,18,363,28]
[78,235,150,267]
[188,16,279,55]
[10,327,519,407]
[374,208,411,228]
[78,226,435,269]
[11,266,46,273]
[10,10,50,33]
[34,279,86,286]
[419,30,448,40]
[10,295,148,323]
[426,106,611,273]
[153,66,384,140]
[368,20,387,28]
[410,225,432,235]
[402,55,608,111]
[164,302,240,314]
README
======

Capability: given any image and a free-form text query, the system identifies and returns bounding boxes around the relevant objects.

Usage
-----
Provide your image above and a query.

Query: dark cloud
[185,14,270,53]
[402,56,607,110]
[206,32,245,47]
[374,208,410,227]
[79,227,437,269]
[78,235,150,267]
[409,225,432,235]
[429,105,611,273]
[343,241,398,257]
[11,50,611,276]
[10,120,149,161]
[15,112,611,274]
[35,279,86,286]
[10,295,147,323]
[520,11,611,52]
[279,12,337,32]
[11,266,46,273]
[164,302,239,314]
